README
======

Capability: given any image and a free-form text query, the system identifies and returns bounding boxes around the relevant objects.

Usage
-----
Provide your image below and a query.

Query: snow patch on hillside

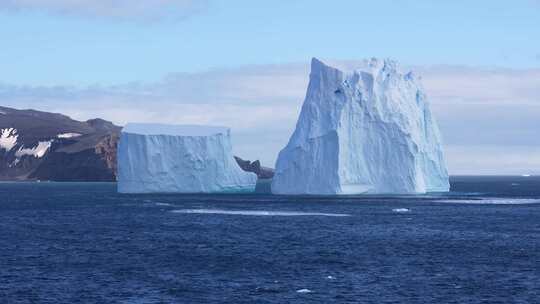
[57,133,82,139]
[0,128,19,151]
[15,140,52,158]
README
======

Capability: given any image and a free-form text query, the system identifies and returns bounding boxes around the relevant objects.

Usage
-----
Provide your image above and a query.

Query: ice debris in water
[392,208,411,213]
[296,289,312,293]
[155,202,172,206]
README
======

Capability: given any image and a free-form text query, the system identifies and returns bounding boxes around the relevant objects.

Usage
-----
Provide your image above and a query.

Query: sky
[1,0,539,174]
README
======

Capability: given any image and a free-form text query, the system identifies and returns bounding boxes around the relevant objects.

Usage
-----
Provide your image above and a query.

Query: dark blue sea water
[1,176,539,303]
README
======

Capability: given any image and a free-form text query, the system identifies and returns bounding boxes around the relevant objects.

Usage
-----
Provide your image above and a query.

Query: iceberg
[271,58,449,195]
[117,123,257,193]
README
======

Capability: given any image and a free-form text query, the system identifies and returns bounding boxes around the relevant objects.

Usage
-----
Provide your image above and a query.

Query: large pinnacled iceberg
[117,123,257,193]
[271,58,449,195]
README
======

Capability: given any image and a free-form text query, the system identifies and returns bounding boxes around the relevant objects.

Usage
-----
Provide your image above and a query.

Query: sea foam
[296,289,312,293]
[392,208,411,213]
[438,198,540,205]
[171,209,350,217]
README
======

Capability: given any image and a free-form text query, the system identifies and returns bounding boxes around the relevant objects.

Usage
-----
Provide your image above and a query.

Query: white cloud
[1,60,539,174]
[0,0,207,20]
[446,145,540,175]
[418,65,540,106]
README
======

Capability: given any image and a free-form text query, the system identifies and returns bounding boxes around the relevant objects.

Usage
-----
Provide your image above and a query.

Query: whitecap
[171,209,350,217]
[296,289,312,293]
[139,200,173,207]
[155,202,172,206]
[392,208,411,213]
[437,198,540,205]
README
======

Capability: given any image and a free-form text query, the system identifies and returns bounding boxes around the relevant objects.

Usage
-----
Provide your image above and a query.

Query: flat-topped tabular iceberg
[271,58,449,195]
[117,123,257,193]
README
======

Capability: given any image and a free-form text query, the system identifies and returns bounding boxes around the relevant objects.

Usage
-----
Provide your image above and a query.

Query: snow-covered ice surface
[121,124,228,137]
[117,123,257,193]
[272,58,449,195]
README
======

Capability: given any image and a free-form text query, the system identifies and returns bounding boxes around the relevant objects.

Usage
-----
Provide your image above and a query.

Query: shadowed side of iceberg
[117,123,257,193]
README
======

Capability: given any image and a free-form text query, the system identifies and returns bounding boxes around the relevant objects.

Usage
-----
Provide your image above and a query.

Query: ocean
[1,176,539,303]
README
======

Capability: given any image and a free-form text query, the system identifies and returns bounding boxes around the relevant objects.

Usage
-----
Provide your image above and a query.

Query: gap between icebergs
[171,209,350,217]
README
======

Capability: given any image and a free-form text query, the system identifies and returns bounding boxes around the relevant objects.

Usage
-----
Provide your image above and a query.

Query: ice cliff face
[271,58,449,195]
[117,123,257,193]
